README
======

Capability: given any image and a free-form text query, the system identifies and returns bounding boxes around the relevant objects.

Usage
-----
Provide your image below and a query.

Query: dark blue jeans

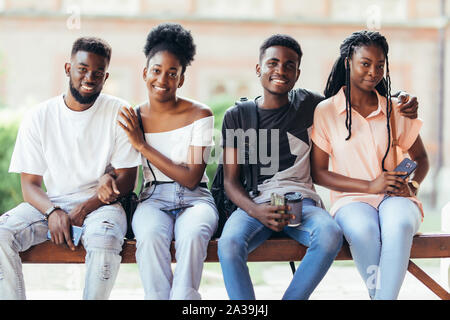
[218,199,343,300]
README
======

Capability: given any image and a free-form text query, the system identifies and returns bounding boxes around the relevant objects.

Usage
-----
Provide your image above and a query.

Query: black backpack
[211,98,260,238]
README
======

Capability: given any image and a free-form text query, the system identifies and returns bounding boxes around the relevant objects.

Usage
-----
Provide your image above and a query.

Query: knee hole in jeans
[101,263,111,281]
[85,221,122,253]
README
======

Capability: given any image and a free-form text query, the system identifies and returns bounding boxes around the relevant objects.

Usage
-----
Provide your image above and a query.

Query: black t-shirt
[222,88,324,185]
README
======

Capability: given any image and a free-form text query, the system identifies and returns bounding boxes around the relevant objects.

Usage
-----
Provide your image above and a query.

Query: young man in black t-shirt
[217,34,418,300]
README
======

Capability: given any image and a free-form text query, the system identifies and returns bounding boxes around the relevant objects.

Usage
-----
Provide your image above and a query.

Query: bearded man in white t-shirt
[0,37,141,300]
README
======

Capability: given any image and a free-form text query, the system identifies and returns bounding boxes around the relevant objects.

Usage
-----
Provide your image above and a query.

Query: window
[62,0,140,16]
[331,0,408,23]
[196,0,274,19]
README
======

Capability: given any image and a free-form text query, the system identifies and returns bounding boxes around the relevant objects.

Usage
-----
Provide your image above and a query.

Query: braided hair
[324,30,393,171]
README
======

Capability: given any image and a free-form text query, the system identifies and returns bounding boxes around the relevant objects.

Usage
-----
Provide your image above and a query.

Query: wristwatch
[408,180,420,195]
[43,205,61,220]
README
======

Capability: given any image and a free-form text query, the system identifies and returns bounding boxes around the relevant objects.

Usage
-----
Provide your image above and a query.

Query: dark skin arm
[21,167,136,250]
[223,147,291,232]
[393,136,429,196]
[118,106,208,190]
[21,173,76,251]
[310,135,429,197]
[71,166,138,225]
[96,167,138,204]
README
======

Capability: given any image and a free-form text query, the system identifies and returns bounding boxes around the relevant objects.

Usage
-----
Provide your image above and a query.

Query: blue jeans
[335,196,422,300]
[218,199,343,300]
[132,183,218,300]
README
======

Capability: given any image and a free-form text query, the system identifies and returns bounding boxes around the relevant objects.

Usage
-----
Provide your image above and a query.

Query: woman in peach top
[311,31,429,299]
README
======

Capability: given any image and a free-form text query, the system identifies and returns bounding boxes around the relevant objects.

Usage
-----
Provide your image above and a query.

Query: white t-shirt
[142,116,214,184]
[9,93,141,199]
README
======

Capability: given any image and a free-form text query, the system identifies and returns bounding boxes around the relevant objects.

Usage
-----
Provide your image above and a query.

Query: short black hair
[71,37,112,64]
[143,23,196,74]
[259,34,303,63]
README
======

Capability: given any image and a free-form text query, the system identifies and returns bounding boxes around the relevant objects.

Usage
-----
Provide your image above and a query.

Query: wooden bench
[19,233,450,300]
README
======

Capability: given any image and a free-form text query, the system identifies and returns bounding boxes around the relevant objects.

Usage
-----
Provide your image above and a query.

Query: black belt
[144,181,208,189]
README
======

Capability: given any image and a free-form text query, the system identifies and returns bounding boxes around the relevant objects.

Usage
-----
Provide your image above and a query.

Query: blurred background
[0,0,449,300]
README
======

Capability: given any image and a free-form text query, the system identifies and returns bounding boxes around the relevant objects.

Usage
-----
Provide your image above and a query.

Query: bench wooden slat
[17,233,450,300]
[19,233,450,264]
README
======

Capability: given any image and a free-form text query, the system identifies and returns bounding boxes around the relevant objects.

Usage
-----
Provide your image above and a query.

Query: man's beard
[69,79,101,105]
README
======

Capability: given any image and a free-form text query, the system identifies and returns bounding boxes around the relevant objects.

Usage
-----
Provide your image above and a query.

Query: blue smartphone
[394,158,417,180]
[47,225,83,246]
[160,203,193,215]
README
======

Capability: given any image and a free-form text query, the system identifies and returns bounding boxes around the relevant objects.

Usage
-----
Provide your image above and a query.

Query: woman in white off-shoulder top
[103,23,218,300]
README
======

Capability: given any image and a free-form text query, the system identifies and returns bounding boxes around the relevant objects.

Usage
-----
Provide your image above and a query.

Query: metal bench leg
[289,261,296,275]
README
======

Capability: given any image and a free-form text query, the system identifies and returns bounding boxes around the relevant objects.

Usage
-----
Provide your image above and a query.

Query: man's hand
[250,203,292,232]
[48,209,75,251]
[97,173,120,204]
[397,92,418,119]
[68,203,88,227]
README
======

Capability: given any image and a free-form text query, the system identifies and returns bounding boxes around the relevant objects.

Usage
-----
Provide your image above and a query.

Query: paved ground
[21,260,448,300]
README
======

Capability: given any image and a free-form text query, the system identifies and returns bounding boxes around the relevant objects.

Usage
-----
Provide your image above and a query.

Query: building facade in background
[0,0,449,208]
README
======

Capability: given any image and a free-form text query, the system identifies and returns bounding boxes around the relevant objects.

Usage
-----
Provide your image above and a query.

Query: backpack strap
[136,106,157,201]
[236,97,260,198]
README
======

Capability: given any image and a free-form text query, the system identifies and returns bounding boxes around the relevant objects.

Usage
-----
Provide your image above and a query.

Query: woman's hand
[117,106,146,152]
[368,171,408,194]
[391,181,416,197]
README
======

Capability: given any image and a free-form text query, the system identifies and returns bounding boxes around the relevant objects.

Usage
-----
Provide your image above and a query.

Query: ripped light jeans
[132,183,218,300]
[0,193,126,300]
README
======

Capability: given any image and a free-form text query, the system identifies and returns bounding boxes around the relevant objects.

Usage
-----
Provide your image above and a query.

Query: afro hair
[144,23,196,73]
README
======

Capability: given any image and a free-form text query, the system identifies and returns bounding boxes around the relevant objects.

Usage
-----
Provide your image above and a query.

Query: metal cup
[285,192,303,227]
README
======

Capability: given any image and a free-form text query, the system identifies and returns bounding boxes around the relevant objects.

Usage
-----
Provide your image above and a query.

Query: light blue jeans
[218,198,343,300]
[132,183,218,300]
[0,193,126,300]
[335,196,422,300]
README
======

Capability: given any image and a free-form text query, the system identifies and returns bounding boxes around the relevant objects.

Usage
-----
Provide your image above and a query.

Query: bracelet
[43,205,61,220]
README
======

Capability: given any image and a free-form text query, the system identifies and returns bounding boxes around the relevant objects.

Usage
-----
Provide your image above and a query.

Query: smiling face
[348,44,386,93]
[65,51,109,106]
[256,45,300,97]
[143,50,184,103]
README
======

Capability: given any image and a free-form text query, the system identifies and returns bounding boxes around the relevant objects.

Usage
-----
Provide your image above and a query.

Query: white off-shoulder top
[142,115,214,184]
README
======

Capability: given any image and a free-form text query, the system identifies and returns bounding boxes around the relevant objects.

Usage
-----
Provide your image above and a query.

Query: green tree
[205,95,234,186]
[0,123,22,213]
